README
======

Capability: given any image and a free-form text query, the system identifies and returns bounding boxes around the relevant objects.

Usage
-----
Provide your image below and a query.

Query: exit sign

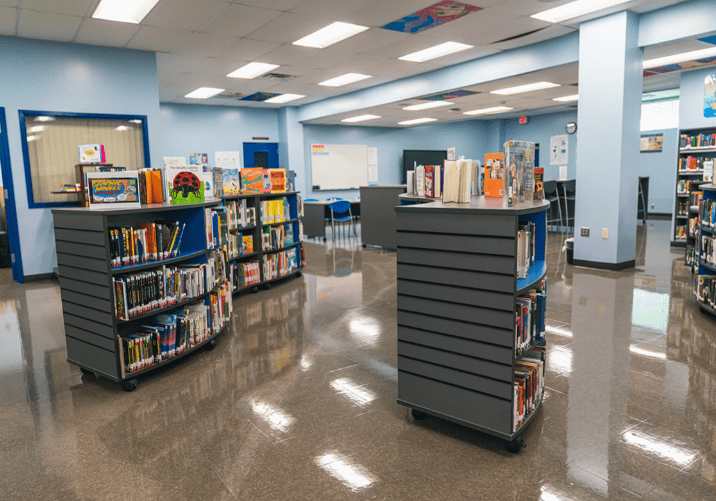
[519,116,528,124]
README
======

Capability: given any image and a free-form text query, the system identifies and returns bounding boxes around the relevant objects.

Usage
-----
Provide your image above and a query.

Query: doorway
[243,142,279,169]
[0,108,24,283]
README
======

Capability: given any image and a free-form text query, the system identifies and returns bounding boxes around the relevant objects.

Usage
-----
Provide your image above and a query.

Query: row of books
[260,198,291,225]
[689,217,699,238]
[680,133,716,149]
[517,222,536,279]
[109,222,185,267]
[677,179,692,195]
[205,207,228,250]
[678,200,688,216]
[679,156,715,173]
[515,280,546,356]
[687,246,696,266]
[675,225,687,240]
[410,164,443,199]
[406,159,475,203]
[137,169,166,204]
[690,191,703,210]
[262,224,294,251]
[513,353,544,433]
[218,167,288,196]
[225,199,256,229]
[263,248,299,281]
[230,261,261,289]
[228,233,254,260]
[701,234,716,265]
[700,198,716,227]
[696,275,716,309]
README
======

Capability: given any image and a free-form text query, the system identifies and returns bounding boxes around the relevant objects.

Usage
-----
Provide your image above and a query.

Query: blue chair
[369,183,379,187]
[329,200,353,240]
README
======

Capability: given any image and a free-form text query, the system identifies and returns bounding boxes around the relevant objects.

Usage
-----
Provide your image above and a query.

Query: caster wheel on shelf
[505,436,526,454]
[80,368,94,376]
[265,284,272,290]
[121,379,138,392]
[362,244,367,248]
[323,237,327,241]
[251,286,259,293]
[205,339,216,351]
[296,271,302,277]
[411,409,428,420]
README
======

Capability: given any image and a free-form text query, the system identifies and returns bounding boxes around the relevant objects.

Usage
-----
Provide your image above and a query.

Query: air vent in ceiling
[490,28,546,44]
[449,108,462,112]
[259,73,296,81]
[217,92,244,99]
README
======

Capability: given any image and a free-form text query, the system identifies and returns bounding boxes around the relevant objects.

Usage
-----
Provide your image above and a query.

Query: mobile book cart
[51,200,229,392]
[394,196,548,453]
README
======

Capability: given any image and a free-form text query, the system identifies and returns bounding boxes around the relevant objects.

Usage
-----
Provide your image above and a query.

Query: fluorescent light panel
[399,42,473,63]
[185,87,225,99]
[227,62,280,79]
[644,47,716,69]
[398,118,438,125]
[463,106,513,116]
[293,22,369,49]
[29,126,45,132]
[553,94,579,102]
[491,82,560,95]
[115,126,130,131]
[128,119,143,124]
[264,94,306,104]
[319,73,371,87]
[531,0,632,23]
[93,0,161,24]
[342,114,381,123]
[34,116,55,122]
[403,101,453,111]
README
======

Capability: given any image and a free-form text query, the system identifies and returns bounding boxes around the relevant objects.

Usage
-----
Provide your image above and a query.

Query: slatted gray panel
[55,241,106,259]
[65,325,115,351]
[62,301,113,326]
[63,313,114,339]
[58,265,107,285]
[59,277,111,300]
[398,371,511,435]
[397,264,513,293]
[399,356,512,400]
[61,289,112,313]
[398,311,512,347]
[397,211,514,237]
[397,232,515,256]
[53,212,104,231]
[54,228,104,246]
[397,279,513,311]
[398,295,513,330]
[56,252,107,273]
[66,336,118,379]
[399,341,512,381]
[397,247,514,274]
[398,326,512,365]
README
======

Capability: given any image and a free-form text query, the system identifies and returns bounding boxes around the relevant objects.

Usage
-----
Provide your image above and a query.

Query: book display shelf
[220,191,303,294]
[394,196,549,453]
[686,181,704,271]
[674,127,716,247]
[695,184,716,317]
[51,200,231,392]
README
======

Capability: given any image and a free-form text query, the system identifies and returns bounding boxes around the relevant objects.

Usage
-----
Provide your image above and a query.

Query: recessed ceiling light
[264,94,306,104]
[342,115,382,123]
[293,22,369,49]
[553,94,579,102]
[398,118,438,125]
[26,135,39,141]
[319,73,371,87]
[531,0,632,23]
[34,116,55,122]
[128,119,143,124]
[491,82,560,95]
[227,62,280,79]
[399,42,473,63]
[463,106,513,116]
[185,87,225,99]
[92,0,162,24]
[29,126,45,132]
[115,125,130,131]
[644,47,716,69]
[403,101,454,111]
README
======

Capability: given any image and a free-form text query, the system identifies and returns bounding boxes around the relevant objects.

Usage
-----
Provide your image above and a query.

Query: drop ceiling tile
[74,19,140,47]
[199,58,250,77]
[629,0,685,14]
[259,44,318,65]
[368,59,440,78]
[171,32,241,57]
[126,25,193,53]
[490,24,575,51]
[17,9,82,42]
[290,0,375,19]
[157,53,212,74]
[296,44,360,70]
[0,0,18,6]
[143,0,231,32]
[21,0,93,16]
[464,75,537,92]
[212,38,283,63]
[199,4,283,37]
[329,53,392,73]
[525,63,579,86]
[339,0,439,27]
[367,33,440,59]
[329,28,410,55]
[244,12,333,44]
[0,7,16,35]
[425,46,502,68]
[458,15,551,46]
[235,0,304,11]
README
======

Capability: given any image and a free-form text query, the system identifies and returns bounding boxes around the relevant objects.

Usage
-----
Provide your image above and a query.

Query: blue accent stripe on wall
[0,108,24,282]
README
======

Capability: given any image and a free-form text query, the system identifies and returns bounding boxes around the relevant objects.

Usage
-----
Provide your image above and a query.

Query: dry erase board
[311,144,368,191]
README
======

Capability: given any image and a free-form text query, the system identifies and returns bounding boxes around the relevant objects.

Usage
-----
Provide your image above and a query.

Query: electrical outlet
[602,228,608,239]
[581,227,589,237]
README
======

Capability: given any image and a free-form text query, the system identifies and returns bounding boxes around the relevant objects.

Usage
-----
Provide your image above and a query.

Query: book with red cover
[424,165,434,198]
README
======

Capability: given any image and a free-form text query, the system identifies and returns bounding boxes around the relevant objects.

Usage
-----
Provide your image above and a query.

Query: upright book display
[394,196,549,453]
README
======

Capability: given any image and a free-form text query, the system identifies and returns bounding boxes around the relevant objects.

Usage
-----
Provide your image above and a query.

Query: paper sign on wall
[447,147,456,161]
[215,151,241,168]
[559,165,568,180]
[550,134,568,165]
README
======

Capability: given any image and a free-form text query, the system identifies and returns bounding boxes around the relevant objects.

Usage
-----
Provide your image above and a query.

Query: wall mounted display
[79,144,106,164]
[705,74,716,118]
[640,133,664,152]
[86,171,140,210]
[550,134,568,165]
[381,0,481,33]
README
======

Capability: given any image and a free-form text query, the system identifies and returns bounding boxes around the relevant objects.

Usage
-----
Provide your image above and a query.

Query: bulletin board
[311,144,368,191]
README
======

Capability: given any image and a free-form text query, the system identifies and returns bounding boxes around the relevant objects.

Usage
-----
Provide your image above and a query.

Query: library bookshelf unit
[220,191,303,294]
[51,200,229,392]
[686,181,705,272]
[674,127,716,247]
[394,196,548,453]
[695,184,716,317]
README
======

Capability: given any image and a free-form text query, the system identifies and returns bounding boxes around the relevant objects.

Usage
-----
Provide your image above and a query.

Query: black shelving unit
[695,184,716,317]
[394,196,549,452]
[686,181,705,271]
[51,200,231,391]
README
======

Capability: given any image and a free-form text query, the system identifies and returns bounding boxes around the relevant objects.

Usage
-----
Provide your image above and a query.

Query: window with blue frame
[19,111,150,208]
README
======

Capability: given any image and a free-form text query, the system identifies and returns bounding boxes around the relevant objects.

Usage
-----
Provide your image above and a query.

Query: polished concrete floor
[2,220,716,500]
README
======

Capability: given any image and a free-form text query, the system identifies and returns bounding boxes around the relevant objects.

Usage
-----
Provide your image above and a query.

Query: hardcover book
[222,168,241,195]
[268,169,287,193]
[484,153,504,198]
[166,165,205,205]
[213,167,224,198]
[424,165,434,198]
[241,168,263,194]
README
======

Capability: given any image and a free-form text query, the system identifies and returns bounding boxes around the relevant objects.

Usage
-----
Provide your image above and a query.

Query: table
[303,199,360,239]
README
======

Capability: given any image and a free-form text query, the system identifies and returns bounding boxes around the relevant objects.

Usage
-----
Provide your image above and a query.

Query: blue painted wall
[638,128,678,215]
[679,66,716,131]
[0,36,162,278]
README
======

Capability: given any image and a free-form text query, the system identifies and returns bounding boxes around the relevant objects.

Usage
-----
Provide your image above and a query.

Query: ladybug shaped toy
[171,171,202,199]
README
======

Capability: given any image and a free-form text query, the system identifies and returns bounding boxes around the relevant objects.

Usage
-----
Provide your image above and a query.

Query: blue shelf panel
[516,260,547,293]
[700,225,715,234]
[699,260,716,274]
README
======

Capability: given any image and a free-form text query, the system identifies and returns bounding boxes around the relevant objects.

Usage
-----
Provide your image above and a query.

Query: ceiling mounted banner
[381,1,481,34]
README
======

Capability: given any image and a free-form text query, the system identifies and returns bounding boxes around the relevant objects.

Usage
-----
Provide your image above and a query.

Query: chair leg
[563,187,569,232]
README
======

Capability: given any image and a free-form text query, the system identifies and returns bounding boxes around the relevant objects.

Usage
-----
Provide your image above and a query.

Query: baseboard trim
[647,213,671,220]
[572,259,636,271]
[24,272,56,282]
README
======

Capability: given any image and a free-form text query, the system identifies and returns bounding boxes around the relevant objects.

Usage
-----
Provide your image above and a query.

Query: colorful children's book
[268,169,287,193]
[213,167,223,198]
[241,168,263,194]
[222,168,241,195]
[534,167,544,201]
[166,165,205,204]
[189,153,208,166]
[424,165,434,198]
[484,153,504,198]
[263,169,272,193]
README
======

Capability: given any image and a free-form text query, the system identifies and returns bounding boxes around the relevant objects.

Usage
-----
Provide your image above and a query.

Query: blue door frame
[0,108,24,282]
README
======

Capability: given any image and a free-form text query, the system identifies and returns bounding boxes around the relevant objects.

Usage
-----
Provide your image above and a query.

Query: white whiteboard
[311,144,368,190]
